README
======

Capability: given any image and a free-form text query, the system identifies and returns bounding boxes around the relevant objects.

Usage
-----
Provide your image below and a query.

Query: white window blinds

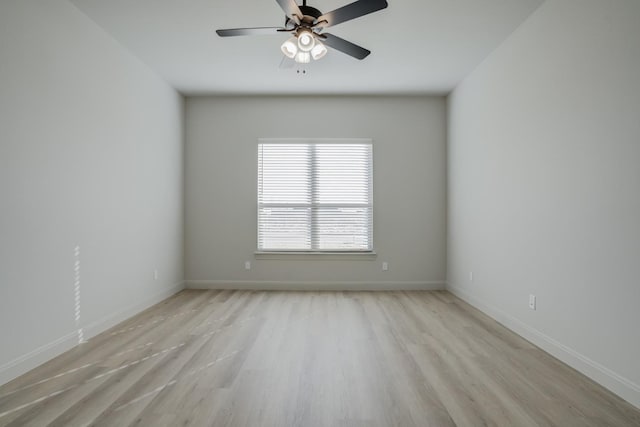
[258,139,373,252]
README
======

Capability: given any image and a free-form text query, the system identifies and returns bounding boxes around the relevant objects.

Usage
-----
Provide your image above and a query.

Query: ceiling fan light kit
[217,0,388,64]
[280,28,328,63]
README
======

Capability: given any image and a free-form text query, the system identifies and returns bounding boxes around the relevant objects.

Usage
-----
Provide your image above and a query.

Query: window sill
[254,251,377,261]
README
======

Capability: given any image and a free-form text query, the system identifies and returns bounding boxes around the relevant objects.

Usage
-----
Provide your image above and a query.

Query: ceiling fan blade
[216,27,286,37]
[315,0,388,29]
[275,0,303,21]
[321,33,370,60]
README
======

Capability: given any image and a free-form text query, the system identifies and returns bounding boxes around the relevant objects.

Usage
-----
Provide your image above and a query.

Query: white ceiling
[69,0,543,95]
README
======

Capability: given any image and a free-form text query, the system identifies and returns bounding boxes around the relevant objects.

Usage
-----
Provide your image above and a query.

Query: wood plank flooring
[0,290,638,426]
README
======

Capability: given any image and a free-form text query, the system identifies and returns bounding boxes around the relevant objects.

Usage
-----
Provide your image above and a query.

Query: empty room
[1,0,639,425]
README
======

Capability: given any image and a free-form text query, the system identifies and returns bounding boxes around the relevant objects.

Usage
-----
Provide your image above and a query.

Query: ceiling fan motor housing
[286,4,323,28]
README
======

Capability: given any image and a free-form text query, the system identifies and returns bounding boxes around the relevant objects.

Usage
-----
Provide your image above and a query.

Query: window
[258,138,373,252]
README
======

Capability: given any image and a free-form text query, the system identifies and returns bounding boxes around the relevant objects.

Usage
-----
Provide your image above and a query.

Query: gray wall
[0,0,184,384]
[185,96,446,289]
[447,0,640,407]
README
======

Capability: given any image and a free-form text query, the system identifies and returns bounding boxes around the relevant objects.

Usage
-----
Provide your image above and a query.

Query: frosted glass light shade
[297,30,315,52]
[311,42,327,60]
[294,51,311,64]
[281,37,297,59]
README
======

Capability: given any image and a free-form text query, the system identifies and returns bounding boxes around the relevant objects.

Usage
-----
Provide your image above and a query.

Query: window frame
[256,138,374,254]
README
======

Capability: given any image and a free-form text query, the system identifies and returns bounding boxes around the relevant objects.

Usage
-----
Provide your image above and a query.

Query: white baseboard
[186,280,445,291]
[447,284,640,410]
[0,281,185,387]
[81,281,185,340]
[0,331,79,388]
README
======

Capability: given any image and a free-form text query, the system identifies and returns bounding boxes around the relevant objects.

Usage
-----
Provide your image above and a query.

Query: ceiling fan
[216,0,388,64]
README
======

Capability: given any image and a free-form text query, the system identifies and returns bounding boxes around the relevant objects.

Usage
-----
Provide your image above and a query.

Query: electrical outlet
[469,271,473,282]
[529,294,536,310]
[153,270,158,281]
[382,262,388,271]
[244,261,251,270]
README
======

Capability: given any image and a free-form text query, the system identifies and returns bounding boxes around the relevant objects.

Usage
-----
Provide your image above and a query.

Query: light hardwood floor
[0,290,638,426]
